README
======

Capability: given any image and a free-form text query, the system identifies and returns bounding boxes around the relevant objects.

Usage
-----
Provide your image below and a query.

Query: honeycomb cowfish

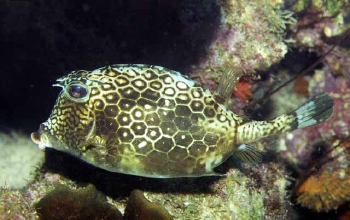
[31,64,334,178]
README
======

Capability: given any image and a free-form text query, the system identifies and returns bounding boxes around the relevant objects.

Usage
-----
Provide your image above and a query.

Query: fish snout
[31,131,41,144]
[31,124,52,150]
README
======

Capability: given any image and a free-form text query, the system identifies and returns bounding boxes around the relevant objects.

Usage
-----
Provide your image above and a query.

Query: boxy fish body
[31,64,333,178]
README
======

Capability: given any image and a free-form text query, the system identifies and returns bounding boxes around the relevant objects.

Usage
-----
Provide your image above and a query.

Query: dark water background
[0,0,220,133]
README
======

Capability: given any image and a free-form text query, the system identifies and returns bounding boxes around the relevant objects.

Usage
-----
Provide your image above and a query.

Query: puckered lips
[31,125,52,150]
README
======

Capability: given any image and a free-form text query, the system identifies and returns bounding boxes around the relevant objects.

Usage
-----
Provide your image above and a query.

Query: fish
[31,64,334,178]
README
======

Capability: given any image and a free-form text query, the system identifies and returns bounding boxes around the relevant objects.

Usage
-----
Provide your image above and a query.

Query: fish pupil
[68,84,88,99]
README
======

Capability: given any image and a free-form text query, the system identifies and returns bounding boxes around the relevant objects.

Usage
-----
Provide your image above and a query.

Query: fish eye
[66,84,89,100]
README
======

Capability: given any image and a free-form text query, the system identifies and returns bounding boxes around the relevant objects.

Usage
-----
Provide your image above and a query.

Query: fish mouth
[31,125,52,150]
[31,131,41,145]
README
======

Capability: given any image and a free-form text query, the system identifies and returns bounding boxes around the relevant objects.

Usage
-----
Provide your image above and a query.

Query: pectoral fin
[233,144,263,164]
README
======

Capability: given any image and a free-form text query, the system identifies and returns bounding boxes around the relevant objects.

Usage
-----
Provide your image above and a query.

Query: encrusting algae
[31,64,333,178]
[294,139,350,212]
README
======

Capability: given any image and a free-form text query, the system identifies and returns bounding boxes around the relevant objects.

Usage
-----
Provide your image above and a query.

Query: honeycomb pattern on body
[44,64,245,177]
[34,62,334,177]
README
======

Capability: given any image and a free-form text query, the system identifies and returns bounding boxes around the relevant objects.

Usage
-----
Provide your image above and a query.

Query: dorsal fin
[214,69,243,105]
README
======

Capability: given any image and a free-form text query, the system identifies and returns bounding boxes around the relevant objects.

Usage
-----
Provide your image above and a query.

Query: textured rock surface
[0,132,44,189]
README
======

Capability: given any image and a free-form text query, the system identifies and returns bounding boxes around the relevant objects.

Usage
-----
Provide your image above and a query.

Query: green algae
[292,0,346,16]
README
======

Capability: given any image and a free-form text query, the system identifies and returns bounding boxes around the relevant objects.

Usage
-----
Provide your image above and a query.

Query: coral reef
[200,0,294,73]
[267,34,350,214]
[0,172,75,219]
[0,188,36,220]
[277,66,350,171]
[0,157,290,220]
[292,0,345,15]
[289,0,350,76]
[186,0,297,105]
[236,1,350,215]
[0,132,44,189]
[293,140,350,212]
[140,161,291,220]
[291,0,349,38]
[268,2,350,213]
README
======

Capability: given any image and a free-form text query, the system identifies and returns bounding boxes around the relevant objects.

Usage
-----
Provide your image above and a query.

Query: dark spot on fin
[291,93,334,129]
[233,144,262,164]
[214,69,242,105]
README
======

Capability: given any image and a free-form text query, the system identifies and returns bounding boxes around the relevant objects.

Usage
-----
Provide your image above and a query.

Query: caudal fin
[236,93,334,145]
[291,93,334,129]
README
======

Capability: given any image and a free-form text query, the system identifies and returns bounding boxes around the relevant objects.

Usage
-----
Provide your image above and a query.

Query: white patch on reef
[1,132,45,189]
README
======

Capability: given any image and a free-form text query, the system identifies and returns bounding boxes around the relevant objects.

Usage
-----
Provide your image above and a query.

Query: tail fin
[236,93,333,144]
[292,93,334,129]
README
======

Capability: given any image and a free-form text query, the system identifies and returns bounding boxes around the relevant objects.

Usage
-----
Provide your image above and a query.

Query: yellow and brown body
[31,64,333,177]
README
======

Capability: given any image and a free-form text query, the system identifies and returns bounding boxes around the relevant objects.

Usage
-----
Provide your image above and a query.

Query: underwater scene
[0,0,349,219]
